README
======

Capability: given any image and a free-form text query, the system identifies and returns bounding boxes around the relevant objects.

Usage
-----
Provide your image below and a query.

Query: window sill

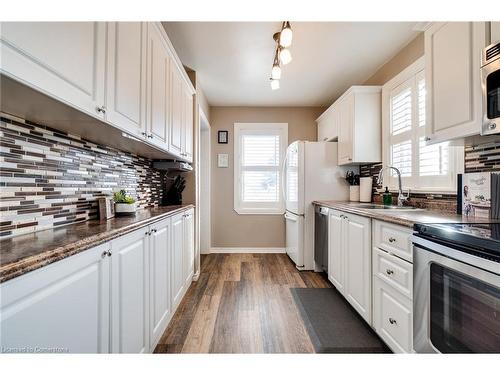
[233,207,285,215]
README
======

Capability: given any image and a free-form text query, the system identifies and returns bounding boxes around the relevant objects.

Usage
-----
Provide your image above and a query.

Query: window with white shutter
[382,58,463,192]
[234,123,288,214]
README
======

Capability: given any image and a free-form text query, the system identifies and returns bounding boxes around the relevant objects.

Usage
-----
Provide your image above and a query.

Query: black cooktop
[414,222,500,262]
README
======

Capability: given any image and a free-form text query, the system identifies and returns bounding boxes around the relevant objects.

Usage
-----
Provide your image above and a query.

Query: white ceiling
[162,22,419,107]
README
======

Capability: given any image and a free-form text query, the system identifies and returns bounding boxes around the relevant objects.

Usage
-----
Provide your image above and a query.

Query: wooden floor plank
[155,253,329,354]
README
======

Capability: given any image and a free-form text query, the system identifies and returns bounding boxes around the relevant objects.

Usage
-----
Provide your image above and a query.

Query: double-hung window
[234,123,288,214]
[382,57,463,192]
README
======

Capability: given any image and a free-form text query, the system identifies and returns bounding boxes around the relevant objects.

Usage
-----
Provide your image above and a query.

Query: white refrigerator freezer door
[285,211,304,268]
[284,141,304,215]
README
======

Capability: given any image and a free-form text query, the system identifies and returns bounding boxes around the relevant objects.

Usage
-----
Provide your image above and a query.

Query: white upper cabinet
[146,22,171,151]
[183,87,194,162]
[0,22,106,119]
[0,243,111,353]
[338,86,381,165]
[169,66,184,158]
[316,103,338,142]
[425,22,487,143]
[110,228,149,354]
[106,22,148,138]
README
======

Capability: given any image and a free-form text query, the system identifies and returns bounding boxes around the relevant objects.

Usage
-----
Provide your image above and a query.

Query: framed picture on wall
[218,130,228,144]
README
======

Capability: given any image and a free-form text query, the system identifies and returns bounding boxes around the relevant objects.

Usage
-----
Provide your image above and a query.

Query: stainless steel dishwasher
[314,205,329,272]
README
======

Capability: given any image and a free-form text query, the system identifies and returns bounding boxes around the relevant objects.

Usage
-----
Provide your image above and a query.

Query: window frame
[233,122,288,215]
[381,57,464,194]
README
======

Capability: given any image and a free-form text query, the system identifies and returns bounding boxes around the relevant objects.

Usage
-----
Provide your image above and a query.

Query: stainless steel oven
[481,40,500,135]
[413,233,500,353]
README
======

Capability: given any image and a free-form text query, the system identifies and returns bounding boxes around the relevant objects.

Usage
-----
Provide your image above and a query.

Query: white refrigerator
[283,141,350,270]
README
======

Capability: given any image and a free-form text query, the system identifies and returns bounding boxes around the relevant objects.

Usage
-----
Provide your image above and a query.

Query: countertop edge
[0,205,194,284]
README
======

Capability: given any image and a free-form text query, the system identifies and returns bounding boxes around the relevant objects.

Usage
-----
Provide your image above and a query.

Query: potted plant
[113,190,137,216]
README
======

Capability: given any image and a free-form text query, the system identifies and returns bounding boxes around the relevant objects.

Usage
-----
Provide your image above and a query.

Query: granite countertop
[313,201,499,228]
[0,204,194,284]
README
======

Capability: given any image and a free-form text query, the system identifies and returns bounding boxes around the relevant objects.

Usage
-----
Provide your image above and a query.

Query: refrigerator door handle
[281,149,289,203]
[284,212,297,221]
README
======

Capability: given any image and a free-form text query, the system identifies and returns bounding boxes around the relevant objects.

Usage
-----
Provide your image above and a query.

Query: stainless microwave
[481,40,500,135]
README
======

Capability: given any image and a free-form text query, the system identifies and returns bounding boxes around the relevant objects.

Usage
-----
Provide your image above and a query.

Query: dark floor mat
[291,287,391,353]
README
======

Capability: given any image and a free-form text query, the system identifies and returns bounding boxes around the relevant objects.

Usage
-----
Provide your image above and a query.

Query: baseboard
[209,247,286,254]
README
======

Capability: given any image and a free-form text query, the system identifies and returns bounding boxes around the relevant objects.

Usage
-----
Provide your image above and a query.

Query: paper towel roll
[360,177,373,203]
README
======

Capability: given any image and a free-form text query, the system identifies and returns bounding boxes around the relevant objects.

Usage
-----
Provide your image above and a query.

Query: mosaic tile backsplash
[0,113,164,238]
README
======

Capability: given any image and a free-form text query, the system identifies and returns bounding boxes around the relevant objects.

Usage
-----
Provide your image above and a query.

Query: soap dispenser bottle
[383,187,392,206]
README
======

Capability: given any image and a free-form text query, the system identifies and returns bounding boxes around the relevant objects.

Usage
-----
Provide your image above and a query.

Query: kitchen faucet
[377,166,410,207]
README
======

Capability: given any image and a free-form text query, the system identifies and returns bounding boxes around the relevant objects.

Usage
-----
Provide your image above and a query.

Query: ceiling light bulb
[271,64,281,80]
[279,22,293,47]
[279,48,292,65]
[270,79,280,90]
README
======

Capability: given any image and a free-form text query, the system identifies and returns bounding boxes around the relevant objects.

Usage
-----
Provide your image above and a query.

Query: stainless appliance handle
[281,148,289,203]
[284,212,297,222]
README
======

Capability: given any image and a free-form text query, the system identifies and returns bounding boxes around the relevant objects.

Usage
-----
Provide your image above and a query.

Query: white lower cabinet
[373,277,413,353]
[0,243,111,353]
[327,209,372,324]
[0,208,195,353]
[110,228,150,353]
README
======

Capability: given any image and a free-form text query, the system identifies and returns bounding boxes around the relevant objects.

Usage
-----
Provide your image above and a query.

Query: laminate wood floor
[154,253,331,353]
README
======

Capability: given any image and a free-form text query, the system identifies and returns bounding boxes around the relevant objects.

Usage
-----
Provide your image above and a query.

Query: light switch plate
[218,153,229,168]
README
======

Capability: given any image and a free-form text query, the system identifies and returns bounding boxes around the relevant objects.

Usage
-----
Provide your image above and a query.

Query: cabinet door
[328,210,345,293]
[0,22,106,119]
[425,22,486,142]
[183,88,194,162]
[171,212,185,308]
[106,22,147,138]
[149,217,172,348]
[373,277,413,353]
[110,228,149,353]
[317,106,338,142]
[338,94,354,165]
[146,23,170,150]
[183,209,195,284]
[344,213,372,324]
[169,66,184,157]
[0,243,110,353]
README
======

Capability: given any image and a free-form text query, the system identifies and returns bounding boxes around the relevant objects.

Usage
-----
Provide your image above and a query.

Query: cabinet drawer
[373,247,413,298]
[373,277,413,353]
[373,220,413,262]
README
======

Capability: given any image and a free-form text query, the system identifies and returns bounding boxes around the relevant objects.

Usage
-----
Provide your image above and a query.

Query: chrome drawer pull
[389,318,397,325]
[386,269,394,275]
[388,237,396,243]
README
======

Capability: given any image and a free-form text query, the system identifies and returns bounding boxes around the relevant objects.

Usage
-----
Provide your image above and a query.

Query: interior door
[285,211,304,268]
[0,243,110,353]
[149,217,172,348]
[111,228,149,353]
[0,22,106,118]
[106,22,147,137]
[146,23,170,150]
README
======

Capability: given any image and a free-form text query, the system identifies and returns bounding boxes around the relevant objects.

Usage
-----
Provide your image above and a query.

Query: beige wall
[363,33,424,85]
[210,106,324,248]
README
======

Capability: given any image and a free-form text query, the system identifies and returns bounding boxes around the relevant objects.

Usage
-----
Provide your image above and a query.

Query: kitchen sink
[353,203,422,210]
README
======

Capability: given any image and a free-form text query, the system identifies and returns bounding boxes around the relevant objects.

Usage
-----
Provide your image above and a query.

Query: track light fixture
[269,21,293,90]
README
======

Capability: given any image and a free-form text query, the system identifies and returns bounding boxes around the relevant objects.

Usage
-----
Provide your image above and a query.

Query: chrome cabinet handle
[101,250,108,259]
[388,237,396,243]
[386,269,394,275]
[389,318,397,325]
[152,228,157,233]
[424,136,431,141]
[145,230,150,236]
[147,134,153,139]
[96,106,106,114]
[141,132,147,137]
[107,250,112,257]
